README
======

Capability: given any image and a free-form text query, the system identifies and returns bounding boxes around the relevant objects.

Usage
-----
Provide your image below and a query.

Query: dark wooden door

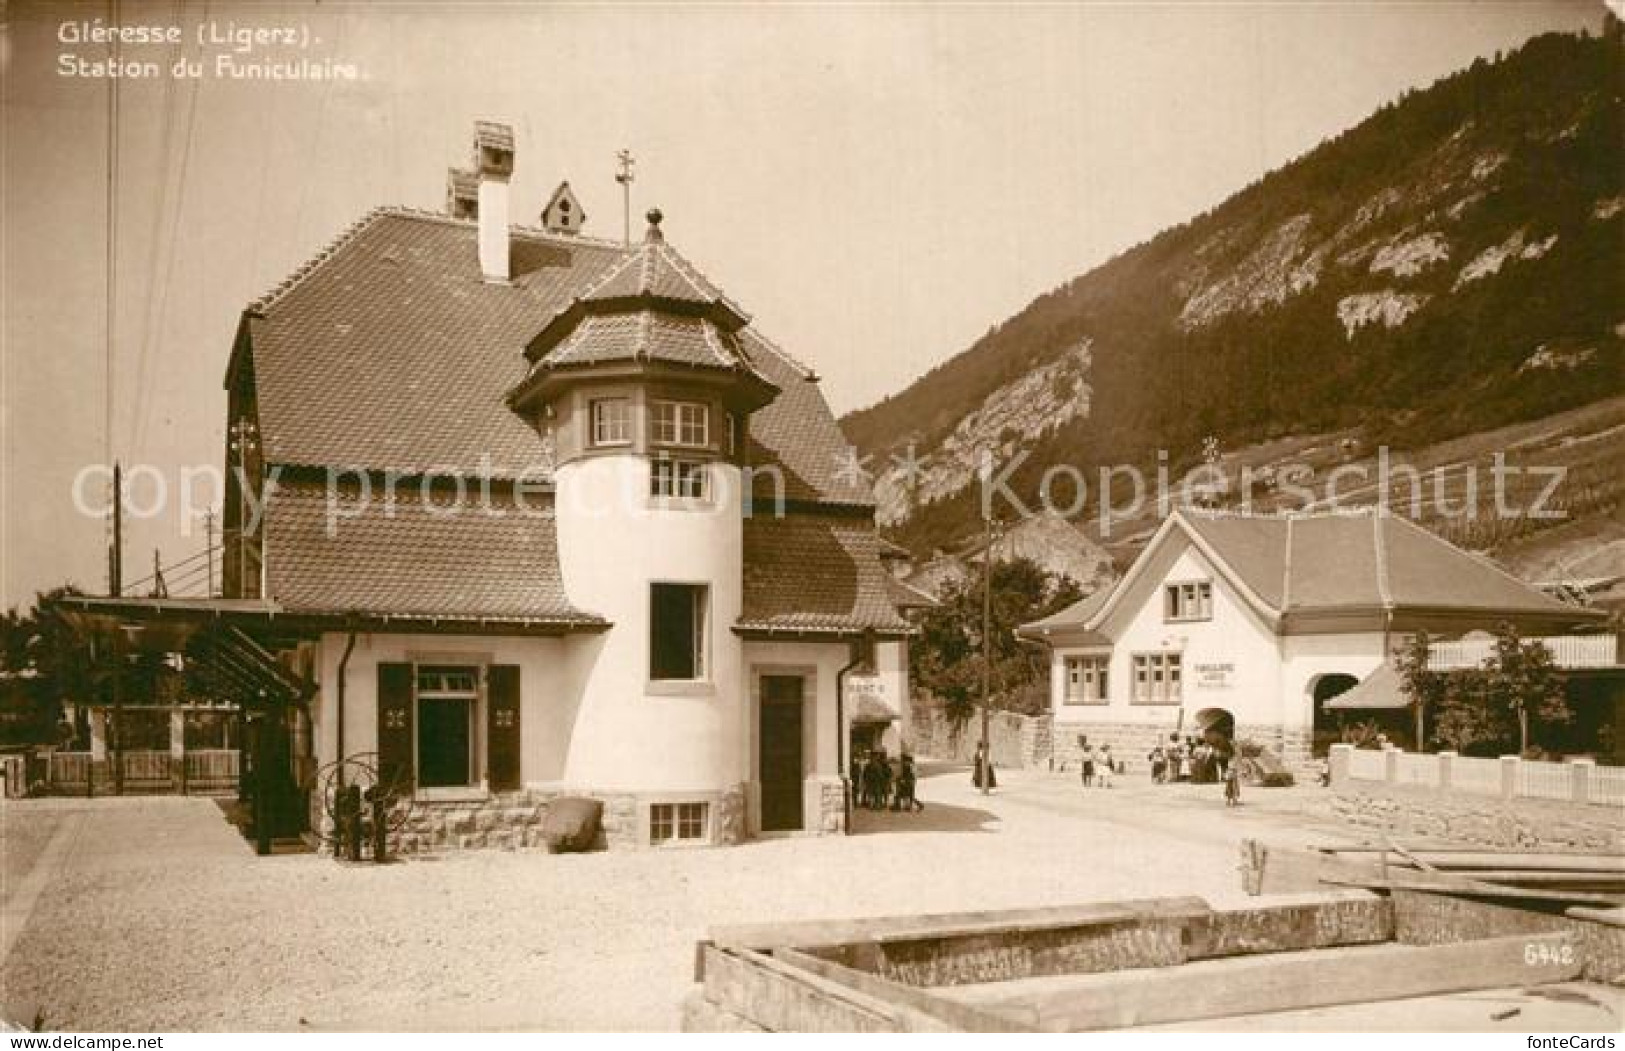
[760,675,805,832]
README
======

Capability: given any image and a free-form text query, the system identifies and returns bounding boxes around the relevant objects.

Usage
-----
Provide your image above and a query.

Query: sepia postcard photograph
[1,0,1622,1040]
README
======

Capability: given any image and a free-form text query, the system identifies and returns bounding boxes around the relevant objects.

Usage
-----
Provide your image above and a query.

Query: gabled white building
[1020,508,1606,770]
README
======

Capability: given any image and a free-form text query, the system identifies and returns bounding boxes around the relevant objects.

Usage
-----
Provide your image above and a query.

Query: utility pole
[111,626,124,796]
[614,149,635,246]
[202,510,217,597]
[151,549,167,598]
[979,511,1000,794]
[110,461,123,596]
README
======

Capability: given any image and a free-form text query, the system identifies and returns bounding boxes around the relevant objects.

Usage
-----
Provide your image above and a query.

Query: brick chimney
[472,121,514,282]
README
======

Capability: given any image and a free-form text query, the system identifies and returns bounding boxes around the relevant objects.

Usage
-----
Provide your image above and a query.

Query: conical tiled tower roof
[520,210,765,382]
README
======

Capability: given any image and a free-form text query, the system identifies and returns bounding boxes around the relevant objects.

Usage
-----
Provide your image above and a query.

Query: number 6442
[1524,942,1575,966]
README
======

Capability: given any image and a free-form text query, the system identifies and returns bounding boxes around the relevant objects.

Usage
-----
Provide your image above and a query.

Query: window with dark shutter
[376,662,415,792]
[487,664,521,791]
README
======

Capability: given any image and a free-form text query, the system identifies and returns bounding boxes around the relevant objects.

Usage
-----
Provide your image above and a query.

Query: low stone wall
[1327,778,1625,853]
[908,703,1050,770]
[319,782,750,854]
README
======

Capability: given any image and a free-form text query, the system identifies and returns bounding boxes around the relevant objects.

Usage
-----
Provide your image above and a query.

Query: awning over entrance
[1323,662,1409,711]
[850,693,900,725]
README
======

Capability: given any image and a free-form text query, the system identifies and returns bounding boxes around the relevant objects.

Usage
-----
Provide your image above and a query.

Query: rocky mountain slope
[842,23,1623,565]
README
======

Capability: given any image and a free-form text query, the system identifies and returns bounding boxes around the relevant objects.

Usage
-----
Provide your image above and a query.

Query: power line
[130,0,201,455]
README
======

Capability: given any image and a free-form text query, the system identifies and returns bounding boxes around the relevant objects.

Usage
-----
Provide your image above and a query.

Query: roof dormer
[542,181,586,236]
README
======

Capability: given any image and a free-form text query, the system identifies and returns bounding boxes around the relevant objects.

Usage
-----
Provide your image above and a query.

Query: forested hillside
[843,22,1623,556]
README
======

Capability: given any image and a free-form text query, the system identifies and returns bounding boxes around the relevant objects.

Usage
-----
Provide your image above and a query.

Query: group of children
[851,749,923,812]
[1077,742,1117,788]
[1146,734,1242,805]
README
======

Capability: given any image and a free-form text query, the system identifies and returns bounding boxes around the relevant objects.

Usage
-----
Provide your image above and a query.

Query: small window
[650,801,708,844]
[1130,652,1183,704]
[651,399,709,447]
[650,583,707,681]
[1165,581,1213,622]
[590,398,631,446]
[1064,656,1109,704]
[651,458,707,499]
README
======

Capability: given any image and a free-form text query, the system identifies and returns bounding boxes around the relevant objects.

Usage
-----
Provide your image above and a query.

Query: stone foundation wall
[1328,778,1625,853]
[318,782,750,854]
[813,776,846,834]
[908,702,1051,770]
[1052,721,1312,779]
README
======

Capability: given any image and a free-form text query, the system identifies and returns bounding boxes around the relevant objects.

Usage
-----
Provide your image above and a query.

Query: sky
[0,0,1607,610]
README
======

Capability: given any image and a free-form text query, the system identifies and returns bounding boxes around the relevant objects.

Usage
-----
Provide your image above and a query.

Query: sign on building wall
[1193,661,1235,689]
[844,674,898,721]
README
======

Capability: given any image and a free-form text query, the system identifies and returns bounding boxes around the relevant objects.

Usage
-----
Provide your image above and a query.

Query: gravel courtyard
[1,764,1348,1031]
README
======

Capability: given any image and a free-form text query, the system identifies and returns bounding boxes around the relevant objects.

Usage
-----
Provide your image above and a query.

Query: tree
[1396,623,1573,757]
[1482,623,1570,756]
[910,556,1083,726]
[1395,630,1447,749]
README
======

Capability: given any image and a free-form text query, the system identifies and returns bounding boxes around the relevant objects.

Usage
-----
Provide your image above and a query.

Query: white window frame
[1164,580,1213,622]
[589,397,631,447]
[413,664,483,790]
[650,457,708,500]
[650,801,709,844]
[1064,655,1109,705]
[651,399,710,448]
[1130,652,1183,704]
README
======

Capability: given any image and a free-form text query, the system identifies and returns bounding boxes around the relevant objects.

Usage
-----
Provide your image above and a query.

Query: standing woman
[973,741,998,792]
[1080,741,1096,789]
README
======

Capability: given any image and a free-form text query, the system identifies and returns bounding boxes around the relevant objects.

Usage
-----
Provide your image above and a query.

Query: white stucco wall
[1278,631,1388,731]
[873,639,911,754]
[741,639,851,832]
[552,453,747,793]
[313,630,584,787]
[1051,537,1281,732]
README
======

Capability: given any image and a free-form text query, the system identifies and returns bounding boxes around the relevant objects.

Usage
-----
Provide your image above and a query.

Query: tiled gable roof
[1024,508,1601,640]
[264,482,602,626]
[1183,509,1587,617]
[246,210,625,479]
[241,209,871,508]
[743,333,874,506]
[740,512,911,635]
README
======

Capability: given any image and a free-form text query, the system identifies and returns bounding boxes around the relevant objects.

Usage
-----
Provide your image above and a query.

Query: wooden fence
[39,749,239,796]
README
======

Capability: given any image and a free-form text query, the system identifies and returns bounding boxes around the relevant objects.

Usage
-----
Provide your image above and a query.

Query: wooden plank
[1439,871,1625,887]
[699,945,903,1033]
[1318,848,1625,873]
[1321,874,1624,906]
[707,897,1210,953]
[939,932,1583,1032]
[776,948,1036,1033]
[1567,905,1625,929]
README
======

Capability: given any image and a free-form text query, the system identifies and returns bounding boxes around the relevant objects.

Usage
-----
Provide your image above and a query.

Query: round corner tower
[509,210,780,798]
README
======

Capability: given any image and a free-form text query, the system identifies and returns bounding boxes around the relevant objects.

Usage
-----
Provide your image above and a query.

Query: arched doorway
[1310,673,1360,757]
[1192,708,1234,783]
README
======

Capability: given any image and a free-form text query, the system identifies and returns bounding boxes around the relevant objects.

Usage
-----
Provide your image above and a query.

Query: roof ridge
[743,329,819,381]
[654,241,713,301]
[1372,505,1393,609]
[1281,514,1294,611]
[249,206,633,318]
[374,205,631,250]
[248,208,392,316]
